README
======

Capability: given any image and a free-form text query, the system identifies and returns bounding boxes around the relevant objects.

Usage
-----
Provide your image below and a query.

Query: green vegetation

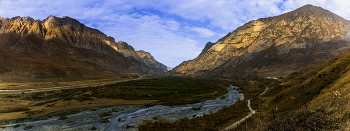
[139,100,250,131]
[11,124,21,128]
[268,109,338,130]
[232,108,343,131]
[223,51,350,130]
[190,106,201,111]
[22,77,230,105]
[92,77,230,105]
[0,106,29,113]
[52,109,83,118]
[23,125,34,130]
[126,124,134,129]
[139,80,266,131]
[58,116,68,120]
[1,77,235,122]
[98,111,111,118]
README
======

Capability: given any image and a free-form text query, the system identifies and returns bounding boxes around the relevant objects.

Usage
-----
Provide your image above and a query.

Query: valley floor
[0,77,234,130]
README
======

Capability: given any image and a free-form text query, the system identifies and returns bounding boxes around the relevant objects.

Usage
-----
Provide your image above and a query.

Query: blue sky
[0,0,349,67]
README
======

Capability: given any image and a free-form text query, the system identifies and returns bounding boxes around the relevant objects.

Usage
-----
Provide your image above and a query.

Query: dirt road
[221,99,255,131]
[221,86,268,131]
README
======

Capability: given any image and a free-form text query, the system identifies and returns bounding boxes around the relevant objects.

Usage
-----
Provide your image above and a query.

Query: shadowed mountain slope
[0,16,167,81]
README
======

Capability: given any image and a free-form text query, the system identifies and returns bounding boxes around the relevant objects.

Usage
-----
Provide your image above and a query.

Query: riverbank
[139,80,268,131]
[107,85,243,131]
[0,77,229,120]
[0,77,232,130]
[1,85,242,131]
[1,104,147,131]
[221,99,255,131]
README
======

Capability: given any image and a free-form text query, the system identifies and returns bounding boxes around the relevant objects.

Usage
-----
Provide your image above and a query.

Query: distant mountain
[0,15,167,81]
[167,67,173,71]
[169,5,350,79]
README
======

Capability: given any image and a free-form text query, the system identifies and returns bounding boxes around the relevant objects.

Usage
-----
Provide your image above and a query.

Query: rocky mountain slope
[170,5,350,79]
[0,15,167,81]
[264,44,350,130]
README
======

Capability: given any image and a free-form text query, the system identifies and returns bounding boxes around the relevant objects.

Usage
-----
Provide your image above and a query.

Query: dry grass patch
[1,77,232,122]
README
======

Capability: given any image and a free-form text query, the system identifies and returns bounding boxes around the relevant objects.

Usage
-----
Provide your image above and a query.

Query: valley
[0,77,242,130]
[1,3,350,131]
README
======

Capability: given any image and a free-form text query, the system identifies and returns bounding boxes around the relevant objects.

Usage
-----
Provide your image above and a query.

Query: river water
[1,85,243,131]
[106,85,244,131]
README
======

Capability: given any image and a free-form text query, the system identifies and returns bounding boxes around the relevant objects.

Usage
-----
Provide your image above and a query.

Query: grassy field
[0,77,231,121]
[0,75,136,90]
[225,50,350,130]
[91,77,230,105]
[138,79,269,131]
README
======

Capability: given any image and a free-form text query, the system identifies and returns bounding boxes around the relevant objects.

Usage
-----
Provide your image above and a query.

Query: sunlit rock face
[0,15,167,79]
[170,4,350,79]
[111,41,168,75]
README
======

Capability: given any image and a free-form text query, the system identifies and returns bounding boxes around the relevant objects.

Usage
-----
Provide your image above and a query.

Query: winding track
[0,77,143,95]
[221,86,268,131]
[221,99,255,131]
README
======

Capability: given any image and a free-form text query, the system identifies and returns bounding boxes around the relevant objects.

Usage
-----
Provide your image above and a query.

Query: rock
[0,15,167,80]
[170,4,350,79]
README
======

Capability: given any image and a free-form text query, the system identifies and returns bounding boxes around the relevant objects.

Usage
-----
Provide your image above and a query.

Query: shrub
[24,126,34,130]
[268,109,336,130]
[0,106,29,113]
[191,106,202,111]
[12,124,21,128]
[58,116,68,120]
[98,112,111,118]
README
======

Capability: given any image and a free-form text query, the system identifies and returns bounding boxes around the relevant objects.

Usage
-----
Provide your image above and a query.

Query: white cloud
[0,0,203,67]
[81,13,203,67]
[0,0,350,67]
[165,20,180,31]
[186,26,216,37]
[281,0,350,20]
[164,0,285,30]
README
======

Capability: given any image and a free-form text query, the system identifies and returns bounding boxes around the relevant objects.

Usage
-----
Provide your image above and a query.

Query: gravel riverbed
[1,85,243,131]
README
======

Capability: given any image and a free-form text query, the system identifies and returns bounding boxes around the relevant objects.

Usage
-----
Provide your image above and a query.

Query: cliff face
[0,15,167,80]
[170,5,350,79]
[112,41,168,74]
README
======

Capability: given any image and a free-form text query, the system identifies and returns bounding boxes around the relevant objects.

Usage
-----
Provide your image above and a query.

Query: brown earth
[170,5,350,80]
[0,15,167,82]
[0,77,230,121]
[231,45,350,130]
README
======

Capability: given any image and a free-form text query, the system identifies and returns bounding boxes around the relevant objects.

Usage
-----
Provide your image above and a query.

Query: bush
[24,126,34,130]
[76,95,93,102]
[191,106,202,111]
[58,116,68,120]
[268,109,336,130]
[12,124,21,128]
[139,100,250,131]
[98,112,111,118]
[0,107,29,113]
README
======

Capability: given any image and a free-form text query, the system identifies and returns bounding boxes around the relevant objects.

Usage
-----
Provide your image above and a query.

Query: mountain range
[168,5,350,128]
[266,34,350,130]
[169,4,350,79]
[1,4,350,130]
[0,15,167,82]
